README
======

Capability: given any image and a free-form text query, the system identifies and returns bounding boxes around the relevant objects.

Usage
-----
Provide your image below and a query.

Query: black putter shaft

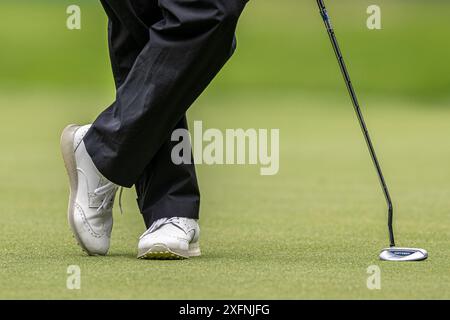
[316,0,395,247]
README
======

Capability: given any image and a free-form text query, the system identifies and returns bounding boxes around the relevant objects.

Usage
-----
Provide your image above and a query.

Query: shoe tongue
[89,194,104,208]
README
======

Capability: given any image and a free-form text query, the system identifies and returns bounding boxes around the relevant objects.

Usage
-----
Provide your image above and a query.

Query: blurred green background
[2,0,450,99]
[1,0,450,299]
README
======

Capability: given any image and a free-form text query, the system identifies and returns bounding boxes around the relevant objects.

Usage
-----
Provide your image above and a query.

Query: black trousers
[84,0,247,227]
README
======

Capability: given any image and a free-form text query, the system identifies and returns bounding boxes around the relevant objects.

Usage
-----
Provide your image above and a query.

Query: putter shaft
[316,0,395,247]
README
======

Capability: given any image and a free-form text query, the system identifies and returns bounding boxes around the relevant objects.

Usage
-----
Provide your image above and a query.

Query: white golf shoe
[137,217,201,260]
[61,124,119,256]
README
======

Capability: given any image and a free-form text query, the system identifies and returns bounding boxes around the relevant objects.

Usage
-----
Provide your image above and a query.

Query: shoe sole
[138,242,201,260]
[60,124,92,256]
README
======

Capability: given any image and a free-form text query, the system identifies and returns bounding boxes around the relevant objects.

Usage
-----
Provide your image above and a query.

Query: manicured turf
[0,1,450,299]
[1,91,450,299]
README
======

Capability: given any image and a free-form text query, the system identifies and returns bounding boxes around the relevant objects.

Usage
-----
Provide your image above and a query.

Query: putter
[316,0,427,261]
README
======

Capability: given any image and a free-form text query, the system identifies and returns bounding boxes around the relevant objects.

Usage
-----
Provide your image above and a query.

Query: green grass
[2,1,450,100]
[1,1,450,299]
[1,91,450,299]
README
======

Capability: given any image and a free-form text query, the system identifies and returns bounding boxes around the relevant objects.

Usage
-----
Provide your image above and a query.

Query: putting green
[1,0,450,299]
[1,91,450,299]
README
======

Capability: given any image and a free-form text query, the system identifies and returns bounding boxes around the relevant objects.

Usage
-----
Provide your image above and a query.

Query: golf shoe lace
[140,217,190,239]
[93,182,123,214]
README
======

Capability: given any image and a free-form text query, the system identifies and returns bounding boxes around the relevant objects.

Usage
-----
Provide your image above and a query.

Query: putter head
[379,247,428,262]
